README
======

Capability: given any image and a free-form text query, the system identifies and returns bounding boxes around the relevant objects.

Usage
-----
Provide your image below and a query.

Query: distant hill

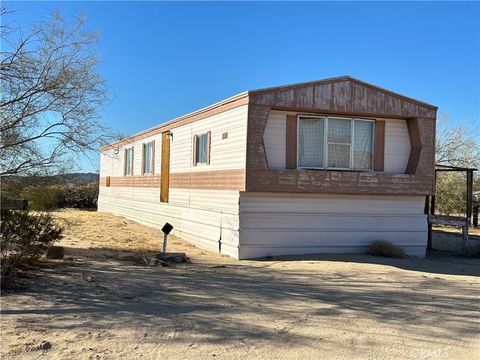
[52,173,99,185]
[9,172,99,185]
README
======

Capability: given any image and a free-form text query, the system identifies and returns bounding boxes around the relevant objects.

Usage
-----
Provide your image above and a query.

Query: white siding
[238,192,428,259]
[98,105,249,258]
[263,111,286,169]
[98,187,240,256]
[384,119,411,173]
[170,105,248,173]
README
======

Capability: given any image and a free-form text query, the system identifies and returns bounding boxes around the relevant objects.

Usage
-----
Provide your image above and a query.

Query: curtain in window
[197,133,208,164]
[328,118,351,168]
[353,121,373,169]
[144,142,153,173]
[125,148,133,176]
[298,118,324,168]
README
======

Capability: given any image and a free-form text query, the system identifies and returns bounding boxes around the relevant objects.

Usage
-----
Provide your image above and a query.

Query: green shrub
[368,240,406,258]
[1,210,63,287]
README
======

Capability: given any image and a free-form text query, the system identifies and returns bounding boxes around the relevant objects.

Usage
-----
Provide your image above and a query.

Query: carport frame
[425,164,477,250]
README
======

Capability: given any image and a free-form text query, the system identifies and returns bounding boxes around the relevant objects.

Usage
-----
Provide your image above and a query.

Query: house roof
[102,76,437,151]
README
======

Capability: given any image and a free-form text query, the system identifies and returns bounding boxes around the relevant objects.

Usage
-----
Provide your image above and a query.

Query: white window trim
[296,115,375,171]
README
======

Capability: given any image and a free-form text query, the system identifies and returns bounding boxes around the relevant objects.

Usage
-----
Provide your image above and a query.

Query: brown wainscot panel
[100,169,245,191]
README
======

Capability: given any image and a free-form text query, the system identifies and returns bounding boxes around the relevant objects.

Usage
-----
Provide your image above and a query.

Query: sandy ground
[1,210,479,360]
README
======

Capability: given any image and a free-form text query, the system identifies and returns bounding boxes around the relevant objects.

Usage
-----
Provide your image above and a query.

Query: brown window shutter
[151,141,155,174]
[285,115,298,169]
[193,135,198,166]
[373,120,385,171]
[405,118,422,175]
[141,144,145,174]
[206,131,211,165]
[123,149,127,176]
[106,176,111,187]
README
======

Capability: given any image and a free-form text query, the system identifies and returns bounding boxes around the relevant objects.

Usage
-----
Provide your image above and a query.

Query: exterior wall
[98,187,240,257]
[262,111,412,174]
[247,77,437,196]
[98,105,249,258]
[238,192,428,259]
[99,77,436,260]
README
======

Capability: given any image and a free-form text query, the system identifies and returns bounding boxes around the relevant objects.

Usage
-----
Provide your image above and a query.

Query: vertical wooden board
[401,100,419,118]
[313,83,333,110]
[206,131,211,165]
[333,81,351,112]
[373,120,385,171]
[151,140,155,174]
[192,134,198,166]
[160,132,170,202]
[285,115,298,169]
[367,87,385,114]
[351,82,368,114]
[294,87,313,108]
[141,143,145,175]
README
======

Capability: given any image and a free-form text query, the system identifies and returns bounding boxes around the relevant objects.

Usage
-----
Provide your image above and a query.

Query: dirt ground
[1,210,479,360]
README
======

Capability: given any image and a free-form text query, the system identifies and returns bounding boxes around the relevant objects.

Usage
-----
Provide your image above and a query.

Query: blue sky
[6,1,480,172]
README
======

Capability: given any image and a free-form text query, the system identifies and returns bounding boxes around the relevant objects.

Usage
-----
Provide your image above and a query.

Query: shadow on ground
[2,244,479,354]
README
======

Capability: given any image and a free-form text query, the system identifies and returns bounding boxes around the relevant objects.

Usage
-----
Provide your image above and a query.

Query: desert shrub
[57,182,98,209]
[1,210,63,287]
[368,240,406,258]
[23,185,60,210]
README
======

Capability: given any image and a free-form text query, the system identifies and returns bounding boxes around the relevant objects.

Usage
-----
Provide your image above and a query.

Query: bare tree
[0,8,112,176]
[435,113,480,168]
[434,113,479,215]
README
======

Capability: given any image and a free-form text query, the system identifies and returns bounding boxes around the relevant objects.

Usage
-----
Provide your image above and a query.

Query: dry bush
[1,210,63,288]
[57,183,98,209]
[368,240,406,258]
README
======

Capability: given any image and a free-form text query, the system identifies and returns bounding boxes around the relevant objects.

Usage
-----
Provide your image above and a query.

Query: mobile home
[98,76,436,259]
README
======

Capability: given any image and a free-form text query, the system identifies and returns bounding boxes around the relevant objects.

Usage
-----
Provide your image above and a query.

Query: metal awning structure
[426,164,478,252]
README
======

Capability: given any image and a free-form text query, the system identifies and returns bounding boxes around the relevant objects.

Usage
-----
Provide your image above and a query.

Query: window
[193,131,211,166]
[124,147,134,176]
[142,141,154,174]
[298,116,374,170]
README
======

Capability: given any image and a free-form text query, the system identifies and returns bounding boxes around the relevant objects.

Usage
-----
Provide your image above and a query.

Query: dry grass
[51,209,231,263]
[433,224,480,236]
[368,240,406,258]
[53,209,164,253]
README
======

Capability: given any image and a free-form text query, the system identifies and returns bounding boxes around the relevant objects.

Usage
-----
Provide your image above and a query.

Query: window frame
[124,147,134,176]
[296,115,375,171]
[142,140,155,175]
[193,131,211,166]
